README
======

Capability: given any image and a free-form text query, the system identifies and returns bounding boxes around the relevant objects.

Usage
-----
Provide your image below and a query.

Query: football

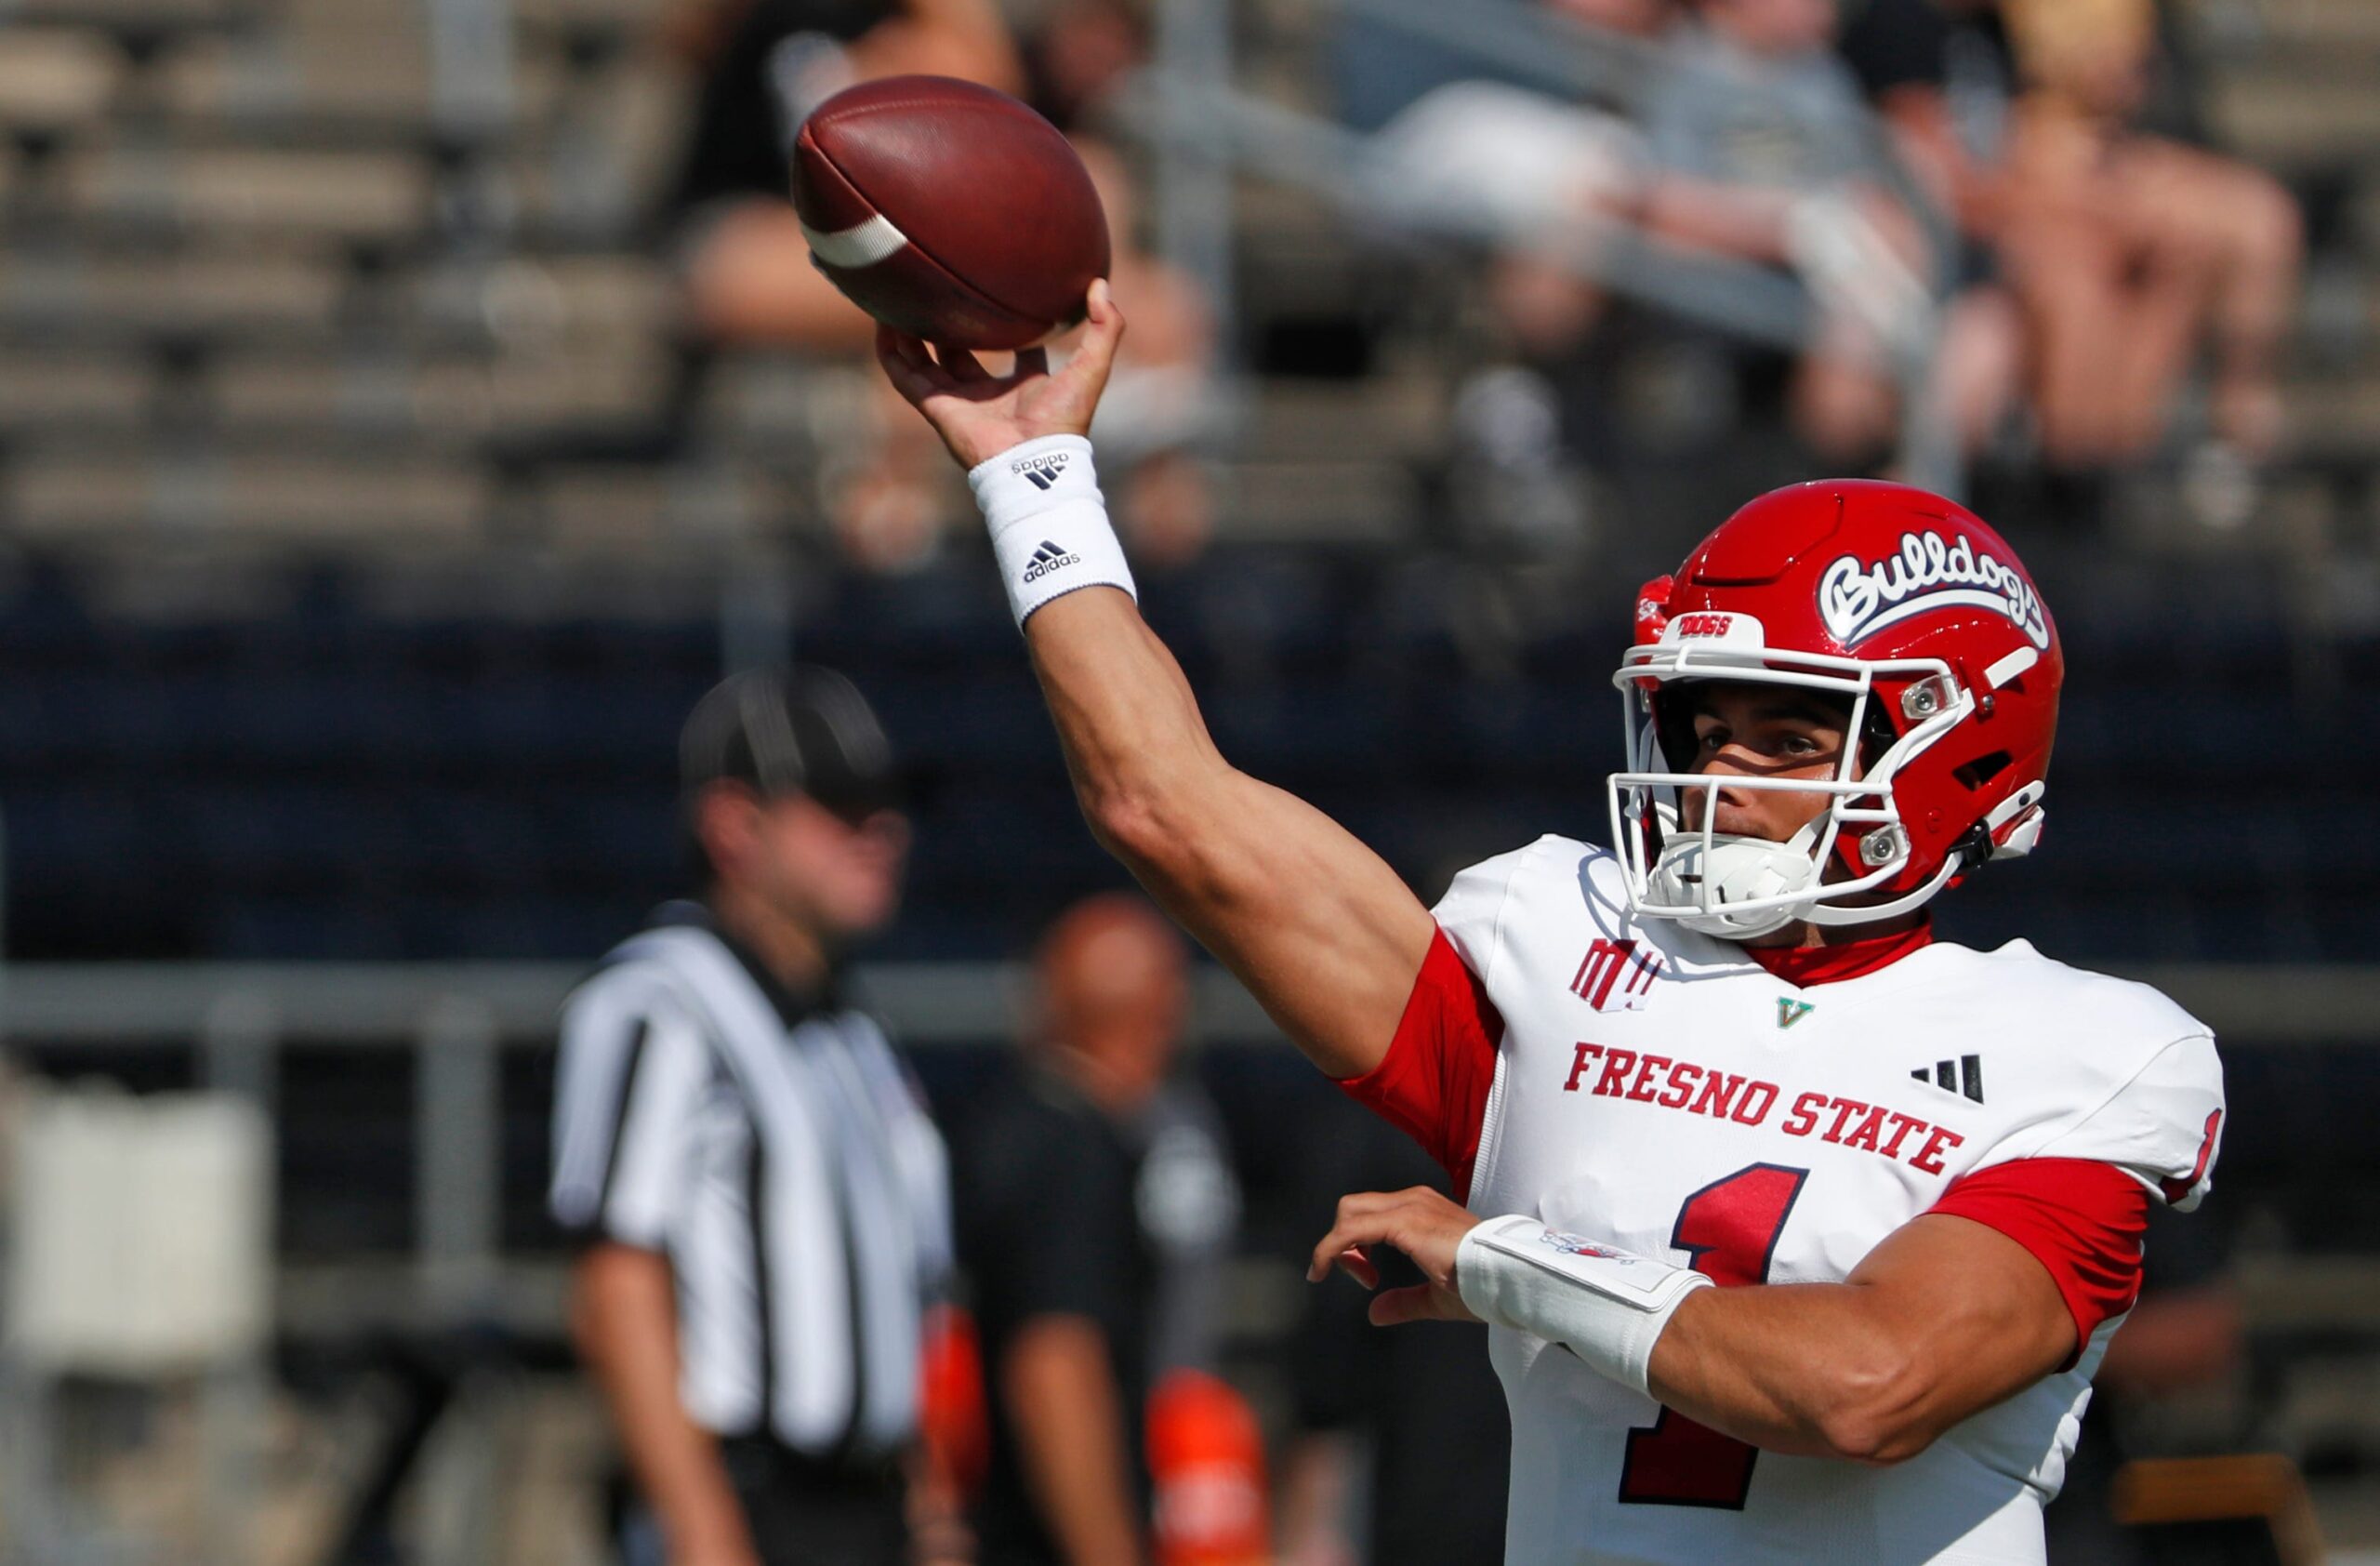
[792,76,1112,352]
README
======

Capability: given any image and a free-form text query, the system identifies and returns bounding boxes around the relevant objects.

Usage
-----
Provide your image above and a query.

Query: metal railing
[2,954,2369,1301]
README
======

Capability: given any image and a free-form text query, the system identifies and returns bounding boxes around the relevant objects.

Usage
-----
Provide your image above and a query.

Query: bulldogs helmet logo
[1817,530,2049,650]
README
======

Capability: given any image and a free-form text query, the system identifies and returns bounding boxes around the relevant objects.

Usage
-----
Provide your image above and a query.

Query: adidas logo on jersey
[1911,1055,1985,1105]
[1022,539,1081,583]
[1013,452,1072,490]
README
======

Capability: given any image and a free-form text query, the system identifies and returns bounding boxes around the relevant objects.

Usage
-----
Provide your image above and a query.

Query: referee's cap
[680,666,906,821]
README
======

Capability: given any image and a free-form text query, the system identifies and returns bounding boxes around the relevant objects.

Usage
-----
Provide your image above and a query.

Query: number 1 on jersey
[1618,1162,1809,1508]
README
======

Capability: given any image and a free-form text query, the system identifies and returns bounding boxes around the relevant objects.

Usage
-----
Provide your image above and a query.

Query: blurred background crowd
[0,0,2373,1559]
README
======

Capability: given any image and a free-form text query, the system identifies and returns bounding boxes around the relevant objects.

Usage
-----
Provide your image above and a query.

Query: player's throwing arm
[875,294,1435,1082]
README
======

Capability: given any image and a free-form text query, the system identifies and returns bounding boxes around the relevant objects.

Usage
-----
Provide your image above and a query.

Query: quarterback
[877,285,2226,1566]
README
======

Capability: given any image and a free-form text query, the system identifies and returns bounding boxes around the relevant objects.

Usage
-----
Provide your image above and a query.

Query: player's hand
[875,278,1125,471]
[1306,1187,1484,1328]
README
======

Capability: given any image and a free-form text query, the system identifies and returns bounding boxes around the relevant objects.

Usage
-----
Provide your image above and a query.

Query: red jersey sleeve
[1929,1158,2149,1366]
[1334,928,1503,1201]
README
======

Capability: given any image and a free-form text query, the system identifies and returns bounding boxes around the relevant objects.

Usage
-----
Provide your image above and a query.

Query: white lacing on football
[800,213,908,270]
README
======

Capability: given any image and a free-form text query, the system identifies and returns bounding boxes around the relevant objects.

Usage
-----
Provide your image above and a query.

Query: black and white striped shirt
[549,906,952,1457]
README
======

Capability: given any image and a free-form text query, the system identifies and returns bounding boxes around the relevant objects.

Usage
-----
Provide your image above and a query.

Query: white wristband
[1455,1215,1712,1397]
[965,435,1136,629]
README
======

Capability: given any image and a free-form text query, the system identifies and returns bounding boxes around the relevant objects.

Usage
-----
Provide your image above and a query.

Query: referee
[549,667,957,1566]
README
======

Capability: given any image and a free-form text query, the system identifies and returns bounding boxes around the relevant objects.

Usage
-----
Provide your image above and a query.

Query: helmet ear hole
[1952,750,2013,790]
[1859,705,1897,770]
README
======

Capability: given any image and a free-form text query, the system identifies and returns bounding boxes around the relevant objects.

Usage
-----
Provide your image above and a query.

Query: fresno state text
[1561,1042,1966,1174]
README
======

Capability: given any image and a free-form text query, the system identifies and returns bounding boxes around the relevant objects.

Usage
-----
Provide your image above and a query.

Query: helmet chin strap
[1645,826,1966,939]
[1645,822,1825,939]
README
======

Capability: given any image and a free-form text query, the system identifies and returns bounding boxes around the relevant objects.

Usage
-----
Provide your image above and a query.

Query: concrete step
[155,29,565,137]
[2242,0,2380,54]
[1222,458,1422,544]
[2209,68,2380,170]
[0,249,347,343]
[5,452,488,539]
[1242,376,1448,464]
[0,27,124,136]
[2283,371,2380,454]
[208,343,670,439]
[0,347,153,436]
[61,144,434,245]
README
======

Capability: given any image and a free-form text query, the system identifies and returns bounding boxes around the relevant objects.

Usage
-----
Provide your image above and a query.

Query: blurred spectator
[1840,0,2304,498]
[663,0,1023,349]
[1276,1100,1509,1566]
[1360,3,1671,568]
[1639,0,2019,461]
[951,895,1250,1566]
[550,668,961,1566]
[1990,0,2301,485]
[1022,0,1151,132]
[1837,0,2020,243]
[658,0,1022,570]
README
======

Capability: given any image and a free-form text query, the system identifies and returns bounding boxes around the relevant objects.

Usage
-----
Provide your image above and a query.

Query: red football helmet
[1607,480,2062,937]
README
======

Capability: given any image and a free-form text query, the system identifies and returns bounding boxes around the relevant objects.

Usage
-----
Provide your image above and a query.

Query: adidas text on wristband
[966,435,1136,628]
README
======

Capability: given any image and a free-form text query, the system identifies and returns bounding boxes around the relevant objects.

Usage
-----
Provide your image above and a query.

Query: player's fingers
[1307,1192,1391,1277]
[873,324,910,370]
[1368,1283,1477,1328]
[1063,279,1125,392]
[1331,1245,1380,1291]
[876,328,934,397]
[933,341,991,383]
[1307,1215,1385,1281]
[1366,1284,1440,1327]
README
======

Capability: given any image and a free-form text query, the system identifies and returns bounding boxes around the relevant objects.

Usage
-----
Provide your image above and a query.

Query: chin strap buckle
[1958,781,2048,873]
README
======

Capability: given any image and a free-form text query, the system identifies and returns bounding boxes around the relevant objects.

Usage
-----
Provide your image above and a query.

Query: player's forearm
[1028,586,1435,1074]
[1002,1316,1147,1566]
[571,1249,758,1562]
[1646,1282,1934,1463]
[1025,586,1236,863]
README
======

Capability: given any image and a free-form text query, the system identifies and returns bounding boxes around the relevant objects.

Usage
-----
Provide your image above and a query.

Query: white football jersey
[1412,835,2226,1566]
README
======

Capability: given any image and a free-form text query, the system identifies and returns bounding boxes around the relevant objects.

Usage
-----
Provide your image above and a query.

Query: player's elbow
[1813,1357,1940,1466]
[1083,787,1173,871]
[1084,783,1221,893]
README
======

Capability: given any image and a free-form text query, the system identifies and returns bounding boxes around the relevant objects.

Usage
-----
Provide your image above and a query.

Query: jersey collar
[1740,920,1933,987]
[655,898,845,1025]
